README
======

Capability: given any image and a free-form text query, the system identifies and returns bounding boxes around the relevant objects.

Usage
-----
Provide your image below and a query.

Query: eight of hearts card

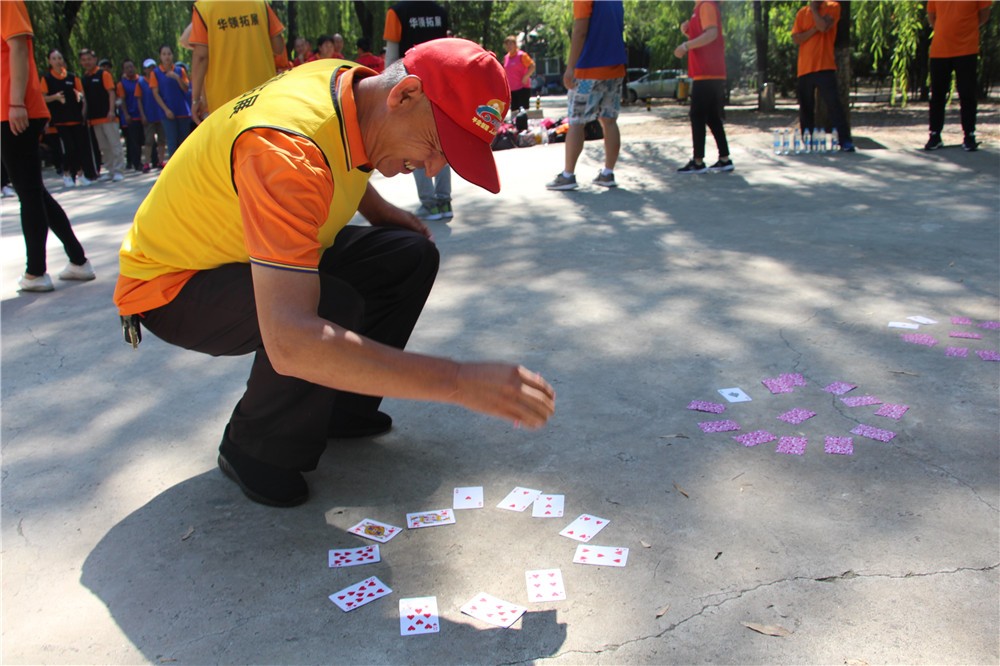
[525,569,567,602]
[407,509,456,529]
[329,576,392,612]
[559,514,610,542]
[460,592,527,628]
[347,518,402,543]
[573,544,629,567]
[399,597,440,636]
[328,545,380,568]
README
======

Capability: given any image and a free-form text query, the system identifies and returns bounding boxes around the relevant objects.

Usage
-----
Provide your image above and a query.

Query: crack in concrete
[512,563,999,664]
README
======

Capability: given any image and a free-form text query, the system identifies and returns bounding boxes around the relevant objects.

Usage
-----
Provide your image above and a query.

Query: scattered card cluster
[327,486,628,633]
[894,315,1000,362]
[688,372,913,456]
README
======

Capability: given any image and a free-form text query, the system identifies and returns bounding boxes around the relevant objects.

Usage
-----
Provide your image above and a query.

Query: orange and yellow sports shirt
[929,0,992,58]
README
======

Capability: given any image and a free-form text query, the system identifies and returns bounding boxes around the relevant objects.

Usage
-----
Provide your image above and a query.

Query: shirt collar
[333,65,375,171]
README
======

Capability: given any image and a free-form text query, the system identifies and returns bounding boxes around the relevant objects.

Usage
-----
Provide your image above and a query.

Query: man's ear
[386,75,425,109]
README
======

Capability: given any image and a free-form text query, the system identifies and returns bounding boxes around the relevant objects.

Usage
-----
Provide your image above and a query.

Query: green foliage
[855,0,926,106]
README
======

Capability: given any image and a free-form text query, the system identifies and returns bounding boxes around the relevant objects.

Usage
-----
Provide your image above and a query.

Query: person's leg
[564,79,598,173]
[175,116,191,148]
[57,125,79,180]
[154,122,166,164]
[98,122,125,176]
[953,54,978,137]
[162,118,179,159]
[595,77,622,170]
[928,57,950,135]
[703,80,731,160]
[689,80,709,162]
[142,122,154,166]
[413,168,437,210]
[433,165,451,206]
[797,74,816,134]
[814,70,852,144]
[1,119,86,278]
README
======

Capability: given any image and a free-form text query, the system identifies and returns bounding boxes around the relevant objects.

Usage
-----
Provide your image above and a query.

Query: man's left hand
[368,205,432,240]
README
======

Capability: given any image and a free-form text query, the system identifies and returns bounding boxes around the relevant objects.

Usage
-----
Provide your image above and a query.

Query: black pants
[42,131,63,174]
[124,120,144,170]
[796,70,852,143]
[929,54,978,135]
[141,226,440,471]
[55,123,99,180]
[0,118,87,276]
[510,87,532,116]
[689,79,729,160]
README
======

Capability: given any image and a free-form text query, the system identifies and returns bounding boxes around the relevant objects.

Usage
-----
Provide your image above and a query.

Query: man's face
[123,61,136,78]
[333,35,344,52]
[318,40,335,58]
[368,80,447,180]
[49,51,65,70]
[295,37,311,54]
[79,52,96,72]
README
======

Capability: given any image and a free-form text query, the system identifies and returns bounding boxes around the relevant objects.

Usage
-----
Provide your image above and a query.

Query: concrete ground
[2,98,998,665]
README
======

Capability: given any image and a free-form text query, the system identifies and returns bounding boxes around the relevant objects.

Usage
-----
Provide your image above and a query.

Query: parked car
[622,67,648,102]
[626,69,691,103]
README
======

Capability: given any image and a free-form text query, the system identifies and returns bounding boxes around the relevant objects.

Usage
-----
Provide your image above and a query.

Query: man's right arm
[564,16,589,90]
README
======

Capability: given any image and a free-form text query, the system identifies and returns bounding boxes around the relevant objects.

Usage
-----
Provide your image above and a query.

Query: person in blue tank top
[139,58,165,170]
[148,45,191,160]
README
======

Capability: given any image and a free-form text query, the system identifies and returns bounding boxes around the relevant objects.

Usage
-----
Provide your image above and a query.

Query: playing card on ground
[777,408,816,425]
[687,400,725,414]
[407,509,456,529]
[718,387,752,402]
[778,373,807,387]
[399,597,440,636]
[824,436,854,455]
[348,518,402,543]
[733,430,776,447]
[525,569,567,602]
[698,419,740,433]
[532,494,565,518]
[977,350,1000,361]
[572,544,629,567]
[900,333,938,347]
[951,316,973,325]
[329,576,392,612]
[874,403,909,420]
[329,545,380,568]
[950,330,982,339]
[496,487,542,512]
[453,486,484,510]
[908,316,938,325]
[945,346,969,358]
[823,381,857,395]
[776,436,807,455]
[460,592,526,628]
[761,377,794,394]
[851,424,896,442]
[559,514,609,542]
[979,321,1000,330]
[840,395,882,407]
[888,321,920,329]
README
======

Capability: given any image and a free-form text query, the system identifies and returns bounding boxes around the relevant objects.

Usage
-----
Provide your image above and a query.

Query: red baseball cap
[403,38,510,194]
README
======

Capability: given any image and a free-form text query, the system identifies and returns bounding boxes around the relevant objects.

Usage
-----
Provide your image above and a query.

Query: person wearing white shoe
[2,1,93,294]
[80,48,125,182]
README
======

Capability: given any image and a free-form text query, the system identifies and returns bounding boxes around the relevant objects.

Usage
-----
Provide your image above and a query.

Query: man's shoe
[218,436,308,508]
[58,260,96,281]
[439,201,454,219]
[62,175,75,188]
[328,410,393,439]
[546,172,578,190]
[839,142,856,153]
[592,171,617,187]
[98,173,112,182]
[141,163,151,173]
[112,172,124,182]
[1,185,15,197]
[78,176,94,187]
[415,204,443,221]
[707,159,734,172]
[18,273,54,292]
[924,133,943,151]
[677,159,708,174]
[963,134,979,152]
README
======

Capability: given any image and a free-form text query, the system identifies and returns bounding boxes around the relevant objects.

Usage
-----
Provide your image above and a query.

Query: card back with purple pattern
[851,424,896,442]
[698,419,740,433]
[733,430,776,447]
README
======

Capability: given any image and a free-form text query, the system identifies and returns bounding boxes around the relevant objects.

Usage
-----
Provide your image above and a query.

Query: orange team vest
[118,61,373,283]
[193,0,278,112]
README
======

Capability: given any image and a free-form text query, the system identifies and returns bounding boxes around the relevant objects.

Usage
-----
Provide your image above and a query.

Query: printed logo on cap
[473,99,506,137]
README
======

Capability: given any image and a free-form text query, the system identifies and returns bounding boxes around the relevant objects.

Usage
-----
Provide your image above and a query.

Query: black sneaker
[218,434,308,507]
[924,133,943,151]
[963,134,979,152]
[677,159,708,174]
[707,158,734,172]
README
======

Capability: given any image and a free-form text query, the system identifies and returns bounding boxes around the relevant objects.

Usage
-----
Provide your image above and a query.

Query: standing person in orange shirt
[2,0,94,292]
[925,0,992,151]
[80,48,126,181]
[189,0,286,124]
[792,1,855,152]
[674,0,734,173]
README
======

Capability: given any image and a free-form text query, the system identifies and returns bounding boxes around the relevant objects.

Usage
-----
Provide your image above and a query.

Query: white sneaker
[112,172,124,182]
[98,173,112,182]
[57,260,96,281]
[18,273,54,292]
[1,185,15,197]
[62,175,75,188]
[79,176,94,187]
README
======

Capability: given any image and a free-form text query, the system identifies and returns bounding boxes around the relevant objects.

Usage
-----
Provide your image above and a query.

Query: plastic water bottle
[781,129,790,155]
[813,127,821,153]
[773,130,782,156]
[830,127,840,152]
[793,129,802,154]
[802,128,811,154]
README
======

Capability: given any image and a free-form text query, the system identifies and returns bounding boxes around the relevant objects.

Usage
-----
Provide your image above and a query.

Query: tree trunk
[754,1,773,111]
[353,1,374,43]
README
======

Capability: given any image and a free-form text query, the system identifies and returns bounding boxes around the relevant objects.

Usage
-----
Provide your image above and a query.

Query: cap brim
[430,102,501,194]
